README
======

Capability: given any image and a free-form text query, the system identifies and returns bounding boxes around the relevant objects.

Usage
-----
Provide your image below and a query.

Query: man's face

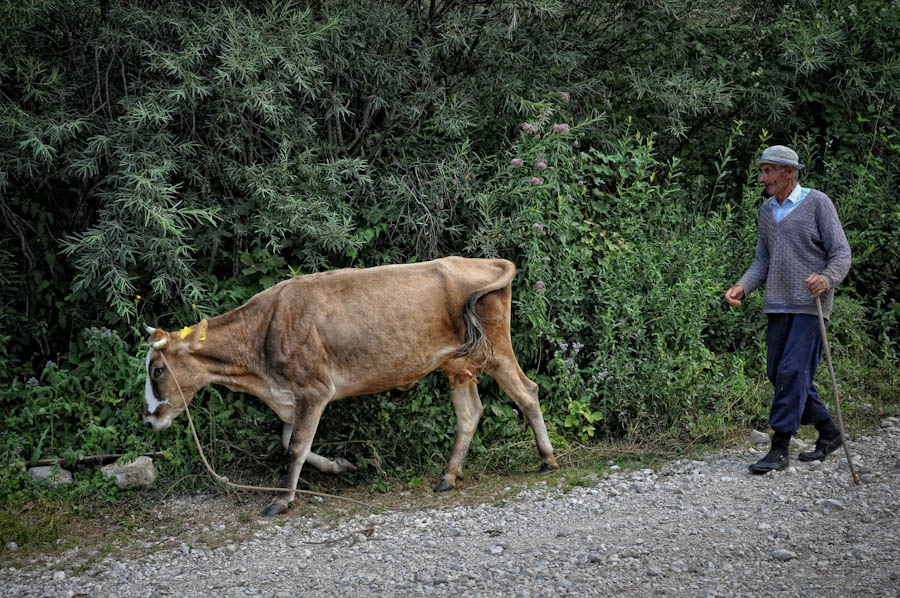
[758,163,795,200]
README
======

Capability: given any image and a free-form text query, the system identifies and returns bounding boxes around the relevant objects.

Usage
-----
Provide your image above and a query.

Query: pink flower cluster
[521,122,540,134]
[530,176,544,185]
[553,123,570,133]
[558,91,570,103]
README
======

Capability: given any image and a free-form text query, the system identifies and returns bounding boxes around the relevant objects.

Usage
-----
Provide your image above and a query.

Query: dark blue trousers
[766,313,833,435]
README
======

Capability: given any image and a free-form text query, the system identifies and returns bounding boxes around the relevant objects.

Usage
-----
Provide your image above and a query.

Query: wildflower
[521,122,540,135]
[511,158,524,167]
[512,408,519,416]
[535,159,547,171]
[136,295,142,300]
[531,223,545,234]
[572,342,584,352]
[529,177,544,185]
[535,281,545,292]
[553,123,570,133]
[565,358,574,367]
[558,91,570,103]
[45,360,56,368]
[558,342,569,350]
[594,370,609,381]
[26,377,39,387]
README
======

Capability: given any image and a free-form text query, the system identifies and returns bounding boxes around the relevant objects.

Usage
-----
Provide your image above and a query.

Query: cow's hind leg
[435,378,483,492]
[305,452,356,474]
[263,396,330,516]
[487,356,558,474]
[282,422,355,473]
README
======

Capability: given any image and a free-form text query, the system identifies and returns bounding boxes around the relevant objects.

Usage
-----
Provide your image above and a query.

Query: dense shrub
[1,0,898,502]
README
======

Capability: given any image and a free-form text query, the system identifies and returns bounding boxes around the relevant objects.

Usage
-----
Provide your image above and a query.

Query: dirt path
[3,422,899,597]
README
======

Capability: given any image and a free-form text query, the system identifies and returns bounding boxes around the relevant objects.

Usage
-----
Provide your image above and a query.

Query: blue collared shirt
[770,184,810,223]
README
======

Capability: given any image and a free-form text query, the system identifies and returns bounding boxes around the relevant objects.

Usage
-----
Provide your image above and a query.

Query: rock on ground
[101,455,158,489]
[3,425,899,598]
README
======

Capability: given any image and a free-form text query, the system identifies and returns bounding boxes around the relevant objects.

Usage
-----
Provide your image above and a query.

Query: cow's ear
[184,319,208,350]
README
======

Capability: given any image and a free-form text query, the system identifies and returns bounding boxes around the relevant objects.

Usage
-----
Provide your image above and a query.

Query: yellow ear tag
[179,326,207,341]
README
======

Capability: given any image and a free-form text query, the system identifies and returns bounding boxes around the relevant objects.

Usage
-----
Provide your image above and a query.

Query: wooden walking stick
[815,296,860,485]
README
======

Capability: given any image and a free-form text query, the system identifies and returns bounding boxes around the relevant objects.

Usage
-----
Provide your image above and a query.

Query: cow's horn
[152,337,168,350]
[144,324,156,335]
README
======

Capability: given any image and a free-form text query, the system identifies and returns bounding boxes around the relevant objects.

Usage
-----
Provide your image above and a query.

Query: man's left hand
[806,273,828,299]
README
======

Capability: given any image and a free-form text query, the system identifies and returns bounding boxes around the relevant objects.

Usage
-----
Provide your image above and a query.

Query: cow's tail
[452,259,516,360]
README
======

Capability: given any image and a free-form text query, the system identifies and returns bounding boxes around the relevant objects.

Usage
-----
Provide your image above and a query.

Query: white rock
[101,456,158,489]
[28,466,73,487]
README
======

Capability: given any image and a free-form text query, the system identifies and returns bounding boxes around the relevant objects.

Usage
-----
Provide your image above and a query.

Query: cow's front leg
[263,395,330,516]
[436,378,483,492]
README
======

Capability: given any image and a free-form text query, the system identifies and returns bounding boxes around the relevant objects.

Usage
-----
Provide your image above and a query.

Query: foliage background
[1,0,898,502]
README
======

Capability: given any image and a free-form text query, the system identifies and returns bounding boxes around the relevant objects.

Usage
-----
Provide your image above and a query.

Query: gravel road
[3,420,899,598]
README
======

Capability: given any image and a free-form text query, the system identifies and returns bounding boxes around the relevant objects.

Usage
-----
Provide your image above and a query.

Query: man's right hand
[725,285,745,306]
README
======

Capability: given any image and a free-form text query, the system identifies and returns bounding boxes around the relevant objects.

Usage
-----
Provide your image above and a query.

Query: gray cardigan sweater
[736,188,851,319]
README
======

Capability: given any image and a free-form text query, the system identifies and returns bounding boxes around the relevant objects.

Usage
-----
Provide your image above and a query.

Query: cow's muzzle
[143,415,172,432]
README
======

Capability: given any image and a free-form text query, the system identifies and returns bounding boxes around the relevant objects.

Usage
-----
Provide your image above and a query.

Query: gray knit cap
[756,145,805,168]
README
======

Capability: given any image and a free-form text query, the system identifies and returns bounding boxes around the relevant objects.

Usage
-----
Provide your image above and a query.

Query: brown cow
[143,257,557,515]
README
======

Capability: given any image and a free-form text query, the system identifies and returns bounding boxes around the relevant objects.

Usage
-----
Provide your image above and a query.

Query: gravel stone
[771,549,797,561]
[750,430,770,446]
[3,426,899,598]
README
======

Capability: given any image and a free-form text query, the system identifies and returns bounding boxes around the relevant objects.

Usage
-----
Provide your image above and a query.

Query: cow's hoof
[334,457,357,472]
[434,479,455,492]
[262,502,288,517]
[539,463,559,474]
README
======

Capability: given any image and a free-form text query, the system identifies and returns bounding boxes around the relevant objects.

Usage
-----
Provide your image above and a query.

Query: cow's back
[259,257,513,397]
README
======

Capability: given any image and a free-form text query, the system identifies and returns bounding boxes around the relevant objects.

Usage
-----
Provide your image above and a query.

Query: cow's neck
[190,306,278,402]
[180,292,299,424]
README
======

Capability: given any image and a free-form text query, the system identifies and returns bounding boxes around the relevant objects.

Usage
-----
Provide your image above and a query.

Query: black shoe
[749,448,788,474]
[798,434,843,462]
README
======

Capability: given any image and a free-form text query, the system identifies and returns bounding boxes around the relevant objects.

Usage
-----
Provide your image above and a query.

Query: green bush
[2,0,898,506]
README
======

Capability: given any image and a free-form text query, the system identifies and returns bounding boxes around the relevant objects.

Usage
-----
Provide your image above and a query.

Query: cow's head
[143,321,209,431]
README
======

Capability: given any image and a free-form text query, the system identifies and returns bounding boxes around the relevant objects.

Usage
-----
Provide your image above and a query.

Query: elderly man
[726,145,852,474]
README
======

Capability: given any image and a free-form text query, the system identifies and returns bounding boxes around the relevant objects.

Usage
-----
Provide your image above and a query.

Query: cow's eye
[152,367,166,379]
